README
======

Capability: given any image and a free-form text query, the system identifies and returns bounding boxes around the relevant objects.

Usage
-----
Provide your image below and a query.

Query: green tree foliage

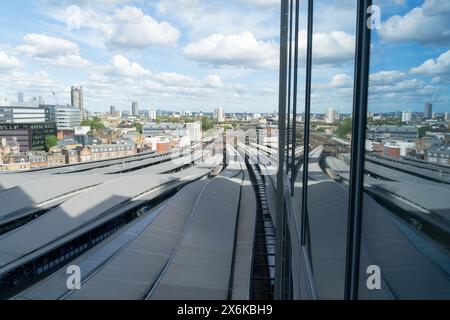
[81,117,105,132]
[44,135,58,151]
[418,125,430,138]
[337,118,352,139]
[134,122,143,133]
[201,117,213,131]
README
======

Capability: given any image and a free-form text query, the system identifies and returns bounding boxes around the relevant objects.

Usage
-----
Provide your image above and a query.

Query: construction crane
[51,89,60,106]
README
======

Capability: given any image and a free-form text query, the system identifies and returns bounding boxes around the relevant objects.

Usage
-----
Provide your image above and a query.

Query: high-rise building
[149,109,157,121]
[38,96,43,105]
[110,105,116,116]
[18,93,24,104]
[214,107,225,122]
[132,101,139,116]
[445,112,449,121]
[71,86,84,118]
[424,102,432,119]
[50,105,82,130]
[325,108,337,124]
[186,121,202,143]
[402,111,412,124]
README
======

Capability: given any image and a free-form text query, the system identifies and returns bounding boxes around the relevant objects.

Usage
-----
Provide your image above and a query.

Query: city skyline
[0,1,448,114]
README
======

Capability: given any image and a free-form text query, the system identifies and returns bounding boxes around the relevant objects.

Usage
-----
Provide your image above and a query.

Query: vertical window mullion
[275,0,289,301]
[286,0,293,174]
[290,0,300,195]
[344,0,372,301]
[300,0,314,246]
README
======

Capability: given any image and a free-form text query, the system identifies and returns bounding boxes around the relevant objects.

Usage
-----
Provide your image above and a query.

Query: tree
[418,125,430,138]
[81,117,105,132]
[45,135,58,151]
[134,123,143,134]
[337,118,352,139]
[201,117,213,131]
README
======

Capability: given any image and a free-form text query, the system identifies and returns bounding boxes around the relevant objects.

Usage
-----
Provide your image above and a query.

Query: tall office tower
[110,105,116,116]
[424,102,432,119]
[18,92,24,104]
[402,111,412,124]
[71,86,84,118]
[214,107,225,122]
[445,112,449,121]
[149,108,157,121]
[132,101,139,116]
[325,107,337,124]
[38,96,43,105]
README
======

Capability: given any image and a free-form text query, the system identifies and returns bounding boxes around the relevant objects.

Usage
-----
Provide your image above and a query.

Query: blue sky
[0,0,449,114]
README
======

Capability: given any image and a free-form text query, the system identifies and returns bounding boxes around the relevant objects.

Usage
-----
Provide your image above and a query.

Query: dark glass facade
[276,0,450,300]
[0,122,57,151]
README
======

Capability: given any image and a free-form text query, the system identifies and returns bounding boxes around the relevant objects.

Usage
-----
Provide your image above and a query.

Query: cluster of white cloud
[411,50,450,76]
[183,31,278,69]
[1,0,449,112]
[379,0,450,45]
[50,4,180,50]
[108,6,180,48]
[0,50,21,71]
[15,33,90,68]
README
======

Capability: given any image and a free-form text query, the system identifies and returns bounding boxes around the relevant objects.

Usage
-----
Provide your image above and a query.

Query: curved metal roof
[0,165,214,276]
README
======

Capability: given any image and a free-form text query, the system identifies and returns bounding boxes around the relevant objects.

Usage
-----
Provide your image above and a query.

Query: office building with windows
[424,102,433,119]
[186,121,202,143]
[71,86,84,118]
[132,102,139,116]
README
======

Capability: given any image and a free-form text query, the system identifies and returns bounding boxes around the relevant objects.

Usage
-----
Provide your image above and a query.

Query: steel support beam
[344,0,372,300]
[300,0,314,246]
[286,0,293,173]
[274,0,289,300]
[290,0,300,196]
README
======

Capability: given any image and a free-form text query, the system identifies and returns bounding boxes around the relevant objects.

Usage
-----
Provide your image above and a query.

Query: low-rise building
[367,125,418,141]
[426,145,450,165]
[0,154,30,171]
[79,144,136,162]
[47,146,66,167]
[63,148,80,164]
[0,137,20,157]
[28,152,47,168]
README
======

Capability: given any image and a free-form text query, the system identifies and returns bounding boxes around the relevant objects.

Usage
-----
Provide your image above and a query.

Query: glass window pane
[360,0,450,299]
[305,0,357,299]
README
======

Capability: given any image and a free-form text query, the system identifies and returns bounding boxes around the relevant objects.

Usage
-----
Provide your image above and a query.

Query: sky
[0,0,448,114]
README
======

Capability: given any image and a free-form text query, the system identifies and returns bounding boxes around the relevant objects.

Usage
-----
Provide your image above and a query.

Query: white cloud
[0,50,21,71]
[330,74,353,88]
[108,6,180,48]
[379,0,450,45]
[155,72,224,89]
[106,55,152,77]
[371,78,427,94]
[183,31,278,69]
[45,4,180,50]
[156,0,279,39]
[15,33,90,68]
[0,70,66,102]
[309,31,355,65]
[370,70,406,84]
[17,33,79,58]
[410,50,450,76]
